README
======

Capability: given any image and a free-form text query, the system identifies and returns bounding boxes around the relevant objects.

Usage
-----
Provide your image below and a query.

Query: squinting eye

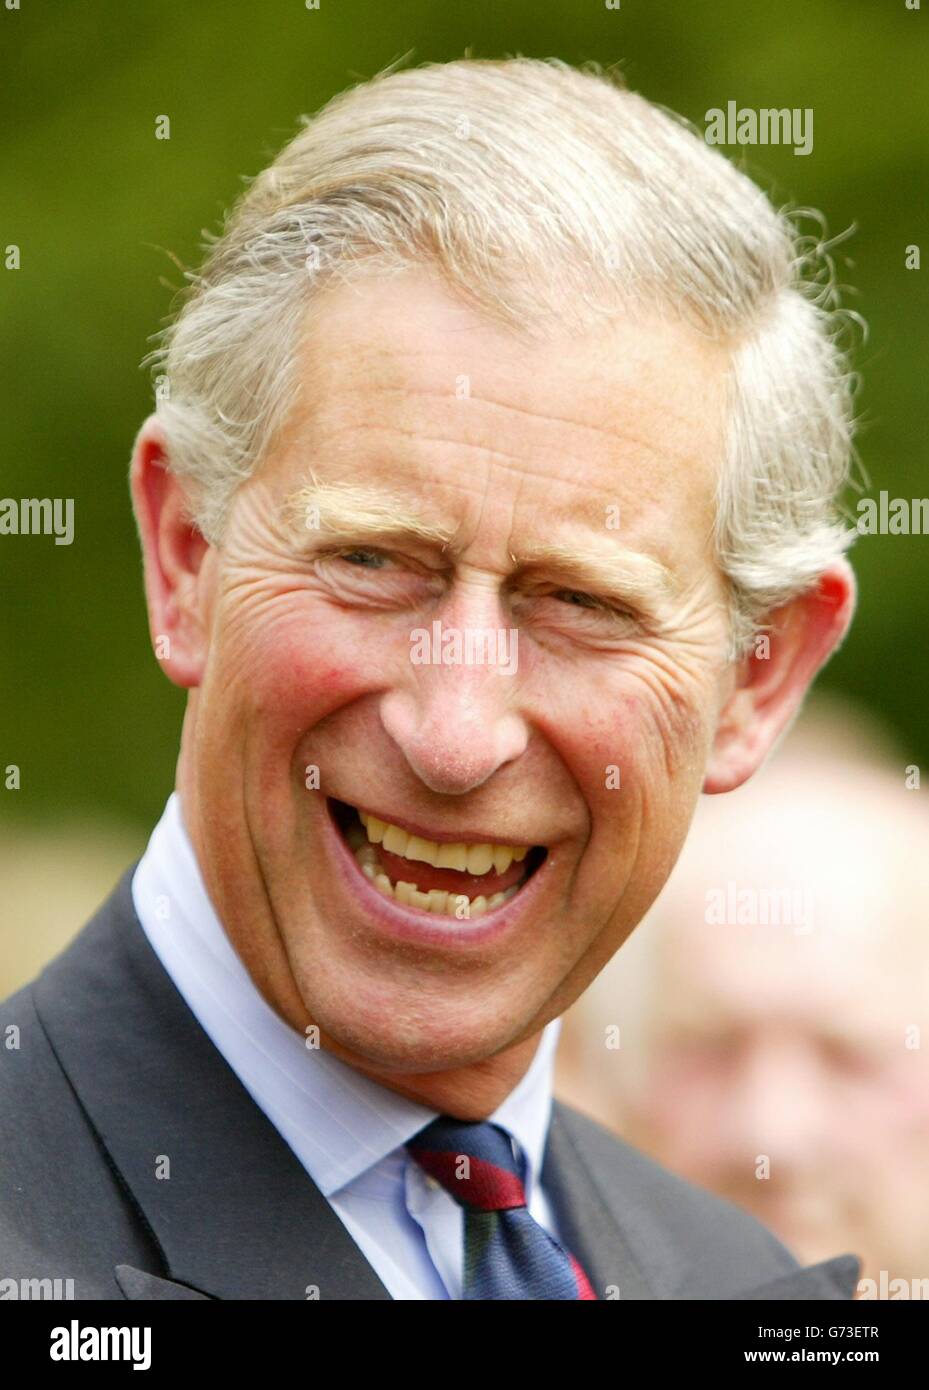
[552,589,632,621]
[555,589,602,610]
[337,548,390,569]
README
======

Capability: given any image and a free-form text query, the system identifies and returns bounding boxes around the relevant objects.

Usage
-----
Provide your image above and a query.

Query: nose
[722,1036,829,1171]
[379,588,530,795]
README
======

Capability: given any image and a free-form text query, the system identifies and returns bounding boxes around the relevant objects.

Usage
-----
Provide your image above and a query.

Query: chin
[302,976,540,1078]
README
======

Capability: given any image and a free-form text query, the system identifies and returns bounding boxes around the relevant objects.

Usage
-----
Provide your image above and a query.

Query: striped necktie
[407,1115,598,1300]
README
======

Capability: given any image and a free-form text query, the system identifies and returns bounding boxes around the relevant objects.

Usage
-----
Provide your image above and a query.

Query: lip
[323,799,555,949]
[348,801,543,849]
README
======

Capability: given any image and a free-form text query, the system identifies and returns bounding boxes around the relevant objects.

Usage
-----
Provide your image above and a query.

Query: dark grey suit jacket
[0,869,860,1301]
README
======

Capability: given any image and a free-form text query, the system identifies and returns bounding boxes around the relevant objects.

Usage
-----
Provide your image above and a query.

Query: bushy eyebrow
[511,538,678,605]
[284,475,456,550]
[282,475,678,607]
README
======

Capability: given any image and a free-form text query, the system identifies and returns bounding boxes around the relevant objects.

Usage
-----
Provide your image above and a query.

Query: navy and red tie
[407,1116,598,1300]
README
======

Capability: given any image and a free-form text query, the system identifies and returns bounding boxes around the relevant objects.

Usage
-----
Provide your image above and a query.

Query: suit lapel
[730,1255,861,1301]
[115,1266,212,1300]
[33,869,392,1301]
[542,1102,658,1298]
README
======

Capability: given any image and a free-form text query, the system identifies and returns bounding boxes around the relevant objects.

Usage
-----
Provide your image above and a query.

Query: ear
[129,415,213,689]
[704,558,856,794]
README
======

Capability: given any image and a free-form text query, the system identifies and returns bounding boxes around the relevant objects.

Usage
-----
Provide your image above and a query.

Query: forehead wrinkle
[288,419,691,511]
[301,383,702,477]
[299,325,720,461]
[329,377,699,446]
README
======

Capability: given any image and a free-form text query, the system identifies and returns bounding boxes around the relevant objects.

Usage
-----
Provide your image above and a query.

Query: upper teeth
[359,812,529,876]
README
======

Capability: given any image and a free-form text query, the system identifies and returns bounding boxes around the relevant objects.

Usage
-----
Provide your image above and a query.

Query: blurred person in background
[556,698,929,1297]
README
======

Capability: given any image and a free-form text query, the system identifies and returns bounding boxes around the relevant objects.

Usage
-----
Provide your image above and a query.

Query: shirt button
[426,1176,440,1190]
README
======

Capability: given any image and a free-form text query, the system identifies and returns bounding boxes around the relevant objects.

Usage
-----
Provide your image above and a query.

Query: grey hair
[143,56,859,659]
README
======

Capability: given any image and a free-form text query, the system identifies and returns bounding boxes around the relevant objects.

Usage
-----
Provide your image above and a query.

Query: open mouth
[329,798,547,920]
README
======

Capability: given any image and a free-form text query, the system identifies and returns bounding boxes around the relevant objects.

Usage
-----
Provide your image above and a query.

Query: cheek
[214,599,376,727]
[625,641,716,741]
[850,1064,929,1137]
[523,657,715,865]
[649,1067,717,1129]
[574,685,710,818]
[620,660,716,781]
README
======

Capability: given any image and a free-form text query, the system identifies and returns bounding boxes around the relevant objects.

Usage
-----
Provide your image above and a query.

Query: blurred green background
[1,0,926,891]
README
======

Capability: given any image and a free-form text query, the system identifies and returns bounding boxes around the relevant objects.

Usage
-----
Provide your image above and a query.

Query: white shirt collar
[131,793,561,1201]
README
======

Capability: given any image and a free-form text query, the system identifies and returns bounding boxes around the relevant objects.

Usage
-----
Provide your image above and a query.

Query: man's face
[632,899,929,1279]
[181,266,734,1079]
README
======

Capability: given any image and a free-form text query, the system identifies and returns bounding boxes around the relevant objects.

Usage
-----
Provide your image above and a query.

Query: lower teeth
[347,827,520,918]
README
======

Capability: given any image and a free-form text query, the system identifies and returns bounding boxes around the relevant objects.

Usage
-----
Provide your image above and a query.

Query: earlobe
[129,416,212,690]
[703,559,857,795]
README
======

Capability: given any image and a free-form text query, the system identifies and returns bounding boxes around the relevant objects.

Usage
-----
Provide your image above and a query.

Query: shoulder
[0,930,158,1296]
